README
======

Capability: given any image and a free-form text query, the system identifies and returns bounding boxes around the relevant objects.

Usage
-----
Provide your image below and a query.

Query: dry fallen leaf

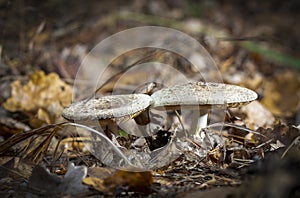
[83,170,153,194]
[104,170,153,191]
[83,177,106,192]
[240,100,275,129]
[261,71,300,117]
[3,71,72,125]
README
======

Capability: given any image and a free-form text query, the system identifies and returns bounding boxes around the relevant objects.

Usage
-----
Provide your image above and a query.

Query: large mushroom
[62,94,154,137]
[150,82,258,137]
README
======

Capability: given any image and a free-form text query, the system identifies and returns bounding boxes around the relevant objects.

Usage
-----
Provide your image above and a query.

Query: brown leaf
[83,170,153,194]
[82,177,106,192]
[240,100,275,129]
[261,71,300,117]
[104,170,153,193]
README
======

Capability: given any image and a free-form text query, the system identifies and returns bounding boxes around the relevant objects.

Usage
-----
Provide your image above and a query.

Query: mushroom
[62,94,154,138]
[150,82,258,137]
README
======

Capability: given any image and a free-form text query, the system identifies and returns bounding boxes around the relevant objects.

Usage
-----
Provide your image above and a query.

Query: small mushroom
[150,82,258,136]
[62,94,154,137]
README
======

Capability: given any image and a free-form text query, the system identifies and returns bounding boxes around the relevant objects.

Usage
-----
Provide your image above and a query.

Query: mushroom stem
[189,109,210,139]
[197,113,208,129]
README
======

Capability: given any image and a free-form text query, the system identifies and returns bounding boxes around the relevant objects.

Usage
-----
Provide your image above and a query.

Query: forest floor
[0,0,300,197]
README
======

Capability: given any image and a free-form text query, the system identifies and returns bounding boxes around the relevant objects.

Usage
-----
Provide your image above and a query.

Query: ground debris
[15,163,88,197]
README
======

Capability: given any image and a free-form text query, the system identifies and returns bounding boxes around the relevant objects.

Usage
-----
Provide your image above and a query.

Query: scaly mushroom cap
[151,82,258,110]
[62,94,154,121]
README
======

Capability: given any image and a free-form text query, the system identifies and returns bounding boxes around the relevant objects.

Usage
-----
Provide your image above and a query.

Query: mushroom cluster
[63,81,257,135]
[62,81,257,169]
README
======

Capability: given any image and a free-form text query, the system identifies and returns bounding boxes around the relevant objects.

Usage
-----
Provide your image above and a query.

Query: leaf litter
[1,71,299,196]
[1,52,299,196]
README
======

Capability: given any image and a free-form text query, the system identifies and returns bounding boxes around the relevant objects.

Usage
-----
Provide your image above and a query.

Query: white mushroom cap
[151,82,258,110]
[62,94,154,121]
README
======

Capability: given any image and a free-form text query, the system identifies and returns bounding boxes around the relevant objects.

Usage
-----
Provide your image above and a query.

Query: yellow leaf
[3,71,72,124]
[83,177,106,192]
[261,71,300,117]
